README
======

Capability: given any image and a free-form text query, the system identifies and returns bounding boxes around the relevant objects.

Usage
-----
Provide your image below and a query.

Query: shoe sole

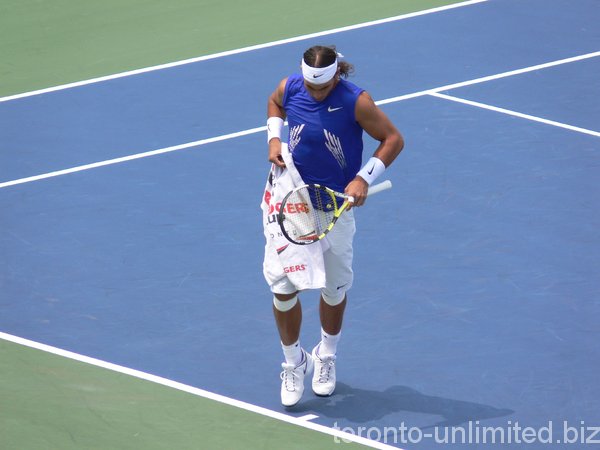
[313,388,335,397]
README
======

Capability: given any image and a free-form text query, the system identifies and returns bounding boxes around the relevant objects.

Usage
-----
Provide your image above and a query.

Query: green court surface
[0,0,463,97]
[0,340,367,450]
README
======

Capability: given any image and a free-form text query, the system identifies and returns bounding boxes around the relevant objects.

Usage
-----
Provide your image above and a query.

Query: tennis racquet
[277,180,392,245]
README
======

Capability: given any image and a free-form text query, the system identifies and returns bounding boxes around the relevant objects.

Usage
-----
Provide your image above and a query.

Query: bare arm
[345,91,404,206]
[267,78,288,168]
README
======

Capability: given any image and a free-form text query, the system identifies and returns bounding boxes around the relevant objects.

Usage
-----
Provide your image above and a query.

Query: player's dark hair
[303,45,354,78]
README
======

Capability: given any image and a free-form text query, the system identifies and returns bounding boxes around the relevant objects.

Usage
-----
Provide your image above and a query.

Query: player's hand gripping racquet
[278,180,392,245]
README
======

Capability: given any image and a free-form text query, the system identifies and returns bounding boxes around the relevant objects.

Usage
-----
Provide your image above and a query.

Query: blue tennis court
[1,0,599,448]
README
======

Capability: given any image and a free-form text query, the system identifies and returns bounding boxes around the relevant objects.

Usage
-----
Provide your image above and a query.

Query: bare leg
[273,291,301,345]
[319,294,346,335]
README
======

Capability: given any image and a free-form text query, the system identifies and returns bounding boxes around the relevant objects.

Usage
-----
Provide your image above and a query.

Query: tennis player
[266,45,404,407]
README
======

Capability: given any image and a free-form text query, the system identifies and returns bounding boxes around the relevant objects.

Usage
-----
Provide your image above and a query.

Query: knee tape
[321,291,346,306]
[273,295,298,312]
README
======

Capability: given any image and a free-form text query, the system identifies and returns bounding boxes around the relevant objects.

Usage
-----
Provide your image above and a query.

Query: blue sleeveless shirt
[283,73,364,193]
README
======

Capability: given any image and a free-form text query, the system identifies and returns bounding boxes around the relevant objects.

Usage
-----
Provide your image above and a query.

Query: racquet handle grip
[367,179,393,196]
[347,180,392,203]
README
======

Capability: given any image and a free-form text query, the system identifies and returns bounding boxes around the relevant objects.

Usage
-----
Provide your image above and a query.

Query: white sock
[282,340,303,366]
[318,328,341,356]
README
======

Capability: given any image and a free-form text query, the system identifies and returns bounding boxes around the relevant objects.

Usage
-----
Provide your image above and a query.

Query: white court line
[0,331,400,450]
[0,0,487,104]
[1,50,598,190]
[377,50,600,104]
[0,126,265,188]
[298,414,320,421]
[430,92,600,137]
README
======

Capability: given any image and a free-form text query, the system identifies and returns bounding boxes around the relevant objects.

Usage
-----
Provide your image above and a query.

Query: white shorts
[270,209,356,301]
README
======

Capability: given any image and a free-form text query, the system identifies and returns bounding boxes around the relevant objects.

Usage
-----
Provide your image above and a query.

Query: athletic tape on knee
[321,291,345,306]
[273,295,298,312]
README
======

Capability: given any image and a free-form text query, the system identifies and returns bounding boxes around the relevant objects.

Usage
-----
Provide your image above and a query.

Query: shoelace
[280,364,300,391]
[316,355,336,383]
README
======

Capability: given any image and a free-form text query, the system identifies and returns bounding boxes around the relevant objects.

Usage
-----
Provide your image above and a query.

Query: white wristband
[267,117,284,143]
[357,157,386,185]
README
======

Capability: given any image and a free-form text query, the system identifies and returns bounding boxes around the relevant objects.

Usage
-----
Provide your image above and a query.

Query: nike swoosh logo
[367,165,375,175]
[313,73,323,78]
[328,106,343,112]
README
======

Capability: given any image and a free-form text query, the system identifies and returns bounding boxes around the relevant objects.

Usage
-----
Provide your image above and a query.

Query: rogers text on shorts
[333,420,600,445]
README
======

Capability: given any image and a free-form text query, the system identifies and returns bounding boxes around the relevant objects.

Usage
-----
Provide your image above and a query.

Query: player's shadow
[293,383,513,428]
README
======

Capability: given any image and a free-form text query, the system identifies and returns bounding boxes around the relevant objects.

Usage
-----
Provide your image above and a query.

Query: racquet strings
[283,185,336,243]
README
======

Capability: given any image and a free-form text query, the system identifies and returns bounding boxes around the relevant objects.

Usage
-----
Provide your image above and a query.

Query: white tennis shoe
[311,345,337,396]
[280,349,313,407]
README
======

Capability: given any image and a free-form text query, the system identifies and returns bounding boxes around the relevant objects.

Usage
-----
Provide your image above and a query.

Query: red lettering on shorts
[283,264,307,273]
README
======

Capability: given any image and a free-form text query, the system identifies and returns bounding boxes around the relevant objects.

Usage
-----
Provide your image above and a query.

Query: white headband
[301,58,338,85]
